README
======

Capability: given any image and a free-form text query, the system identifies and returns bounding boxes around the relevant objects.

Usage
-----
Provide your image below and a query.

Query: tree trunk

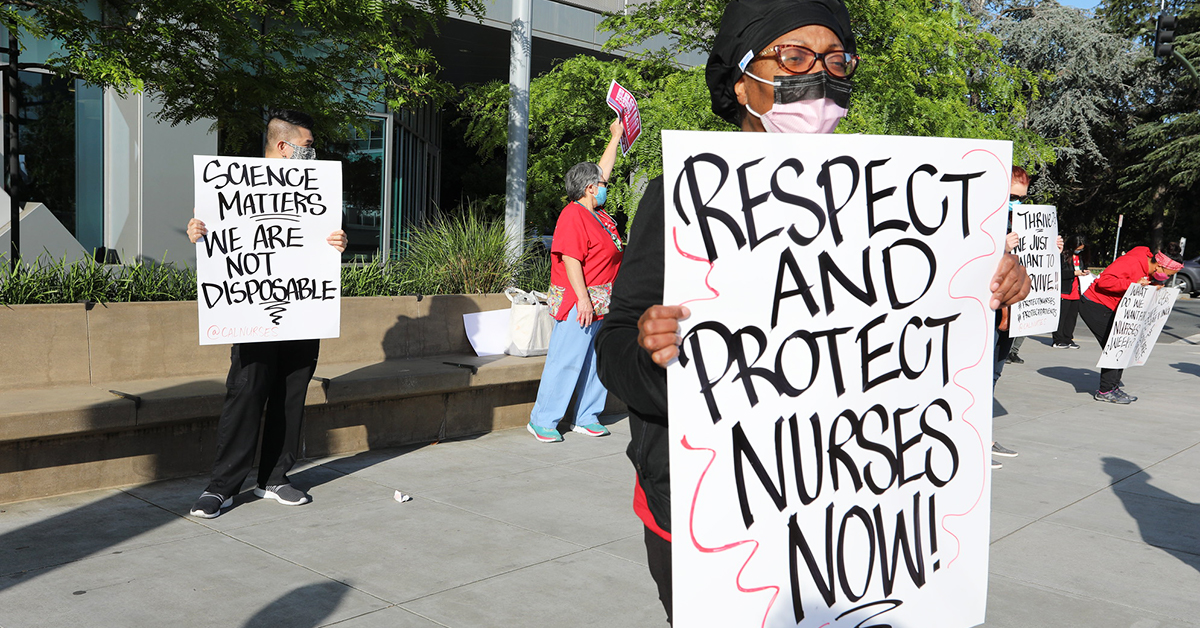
[1150,185,1165,253]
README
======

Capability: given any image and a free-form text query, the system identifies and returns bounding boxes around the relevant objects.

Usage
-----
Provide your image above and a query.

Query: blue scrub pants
[529,304,609,429]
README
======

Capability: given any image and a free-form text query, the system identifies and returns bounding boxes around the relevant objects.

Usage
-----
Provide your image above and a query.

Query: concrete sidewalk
[1,337,1199,627]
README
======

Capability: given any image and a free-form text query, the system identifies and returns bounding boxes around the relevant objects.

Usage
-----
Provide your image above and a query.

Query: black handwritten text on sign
[1096,283,1178,369]
[193,156,343,345]
[1009,205,1060,337]
[663,131,1011,628]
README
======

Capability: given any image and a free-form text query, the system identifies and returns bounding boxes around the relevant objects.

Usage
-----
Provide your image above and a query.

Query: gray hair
[564,162,604,202]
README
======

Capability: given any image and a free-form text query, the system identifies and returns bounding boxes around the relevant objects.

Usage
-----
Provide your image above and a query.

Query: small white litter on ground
[394,490,413,503]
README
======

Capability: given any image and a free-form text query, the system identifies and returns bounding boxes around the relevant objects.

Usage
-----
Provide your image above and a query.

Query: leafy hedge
[0,213,552,305]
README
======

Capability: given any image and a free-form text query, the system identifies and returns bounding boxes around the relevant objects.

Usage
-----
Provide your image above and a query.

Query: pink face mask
[744,70,850,134]
[745,98,847,134]
[1152,272,1169,282]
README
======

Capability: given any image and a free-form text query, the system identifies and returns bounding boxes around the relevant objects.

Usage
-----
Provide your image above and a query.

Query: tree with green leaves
[1105,0,1199,254]
[985,1,1143,245]
[2,0,483,149]
[461,0,1055,233]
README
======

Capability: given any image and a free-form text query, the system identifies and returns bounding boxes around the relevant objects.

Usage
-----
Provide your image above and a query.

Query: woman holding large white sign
[1079,246,1182,404]
[594,0,1032,624]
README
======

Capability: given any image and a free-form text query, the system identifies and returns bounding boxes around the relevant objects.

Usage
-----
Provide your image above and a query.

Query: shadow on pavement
[1169,362,1200,378]
[1102,457,1200,576]
[0,452,405,595]
[1036,365,1099,394]
[241,581,351,628]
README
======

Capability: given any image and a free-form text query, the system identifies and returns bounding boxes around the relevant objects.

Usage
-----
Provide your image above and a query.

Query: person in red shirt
[1079,246,1182,403]
[1052,235,1089,349]
[527,119,626,442]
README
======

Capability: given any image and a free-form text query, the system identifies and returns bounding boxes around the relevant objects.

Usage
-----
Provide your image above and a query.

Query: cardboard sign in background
[663,131,1011,628]
[1009,204,1060,337]
[193,156,343,345]
[606,80,643,156]
[1096,283,1178,369]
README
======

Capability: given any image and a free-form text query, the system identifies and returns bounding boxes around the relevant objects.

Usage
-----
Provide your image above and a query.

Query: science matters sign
[193,156,343,345]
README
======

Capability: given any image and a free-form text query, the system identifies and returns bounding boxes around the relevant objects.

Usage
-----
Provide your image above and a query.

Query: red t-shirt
[1084,246,1151,310]
[633,476,671,541]
[1065,254,1081,300]
[549,202,623,320]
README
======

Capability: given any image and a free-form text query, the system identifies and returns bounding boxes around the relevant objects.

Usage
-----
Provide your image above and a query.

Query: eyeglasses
[596,181,608,188]
[1009,194,1025,201]
[753,45,860,78]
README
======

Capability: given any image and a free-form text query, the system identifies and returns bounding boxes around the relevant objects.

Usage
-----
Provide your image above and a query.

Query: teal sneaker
[571,422,610,437]
[527,422,563,442]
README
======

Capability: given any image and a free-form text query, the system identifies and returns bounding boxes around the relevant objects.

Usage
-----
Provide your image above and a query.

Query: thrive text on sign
[663,131,1010,628]
[1009,204,1060,337]
[193,156,343,345]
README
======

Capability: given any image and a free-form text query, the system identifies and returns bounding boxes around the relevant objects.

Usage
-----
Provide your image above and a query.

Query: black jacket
[594,177,672,533]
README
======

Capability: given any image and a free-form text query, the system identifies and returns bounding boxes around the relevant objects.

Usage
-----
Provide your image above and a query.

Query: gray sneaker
[254,484,311,506]
[1094,389,1131,404]
[1114,387,1138,402]
[991,458,1003,470]
[992,442,1019,458]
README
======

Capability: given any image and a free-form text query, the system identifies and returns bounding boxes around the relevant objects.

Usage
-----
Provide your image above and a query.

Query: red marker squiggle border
[673,227,721,307]
[682,435,780,628]
[940,148,1009,568]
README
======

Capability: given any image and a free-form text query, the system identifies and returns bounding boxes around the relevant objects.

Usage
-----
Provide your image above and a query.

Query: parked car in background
[1167,256,1200,296]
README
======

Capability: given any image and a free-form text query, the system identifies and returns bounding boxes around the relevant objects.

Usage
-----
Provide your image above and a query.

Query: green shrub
[396,208,538,295]
[0,255,198,305]
[341,256,405,297]
[517,248,551,294]
[108,260,198,302]
[0,211,549,304]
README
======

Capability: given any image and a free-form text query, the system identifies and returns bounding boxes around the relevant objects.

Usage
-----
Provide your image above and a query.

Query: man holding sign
[594,0,1032,625]
[186,110,347,519]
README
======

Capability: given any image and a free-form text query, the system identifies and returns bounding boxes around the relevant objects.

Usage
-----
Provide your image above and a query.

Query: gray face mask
[283,140,317,160]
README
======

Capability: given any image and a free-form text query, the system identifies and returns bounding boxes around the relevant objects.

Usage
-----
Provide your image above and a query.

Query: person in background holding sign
[593,0,1032,621]
[185,109,348,518]
[1079,246,1181,404]
[526,119,625,443]
[1052,235,1089,349]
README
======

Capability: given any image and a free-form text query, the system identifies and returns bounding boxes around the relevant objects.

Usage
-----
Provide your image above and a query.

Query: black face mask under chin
[764,71,853,108]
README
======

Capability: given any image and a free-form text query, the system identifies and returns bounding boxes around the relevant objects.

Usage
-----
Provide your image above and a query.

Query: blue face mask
[594,184,608,206]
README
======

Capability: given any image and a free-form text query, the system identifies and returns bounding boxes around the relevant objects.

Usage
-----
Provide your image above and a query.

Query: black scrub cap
[706,0,856,125]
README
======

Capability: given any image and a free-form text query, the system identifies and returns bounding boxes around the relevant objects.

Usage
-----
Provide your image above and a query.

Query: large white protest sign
[664,131,1010,628]
[193,156,343,345]
[1096,283,1178,369]
[1008,204,1059,336]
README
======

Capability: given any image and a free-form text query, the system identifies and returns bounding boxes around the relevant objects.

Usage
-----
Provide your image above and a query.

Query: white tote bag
[504,287,555,357]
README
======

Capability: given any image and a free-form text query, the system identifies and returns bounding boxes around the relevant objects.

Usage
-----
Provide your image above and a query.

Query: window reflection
[325,117,386,261]
[16,71,104,254]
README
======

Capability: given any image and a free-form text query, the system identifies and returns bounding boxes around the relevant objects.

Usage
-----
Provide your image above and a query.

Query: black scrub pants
[205,339,320,497]
[1052,297,1081,345]
[644,526,673,625]
[1078,295,1122,392]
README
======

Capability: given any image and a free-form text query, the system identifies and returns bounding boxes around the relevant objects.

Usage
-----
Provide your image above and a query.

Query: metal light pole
[504,0,532,260]
[1112,213,1124,263]
[5,32,18,272]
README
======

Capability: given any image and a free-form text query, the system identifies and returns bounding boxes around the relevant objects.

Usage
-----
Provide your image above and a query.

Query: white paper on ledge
[463,309,511,356]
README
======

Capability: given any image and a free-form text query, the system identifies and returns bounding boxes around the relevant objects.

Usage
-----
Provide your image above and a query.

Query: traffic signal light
[1156,13,1176,57]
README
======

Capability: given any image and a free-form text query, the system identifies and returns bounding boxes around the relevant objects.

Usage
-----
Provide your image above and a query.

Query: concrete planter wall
[0,295,621,503]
